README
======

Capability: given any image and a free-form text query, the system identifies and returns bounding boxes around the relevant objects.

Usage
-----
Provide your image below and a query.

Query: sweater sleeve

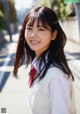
[48,74,71,114]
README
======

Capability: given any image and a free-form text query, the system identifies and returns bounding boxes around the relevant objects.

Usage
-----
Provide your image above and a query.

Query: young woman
[13,6,76,114]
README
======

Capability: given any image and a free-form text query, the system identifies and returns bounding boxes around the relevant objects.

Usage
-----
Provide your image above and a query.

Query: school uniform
[28,58,76,114]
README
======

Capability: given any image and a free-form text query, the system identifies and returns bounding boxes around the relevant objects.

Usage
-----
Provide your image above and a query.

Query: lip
[30,40,40,44]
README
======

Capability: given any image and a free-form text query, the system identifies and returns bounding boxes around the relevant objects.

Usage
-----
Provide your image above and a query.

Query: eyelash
[27,27,32,30]
[38,28,45,31]
[26,27,45,31]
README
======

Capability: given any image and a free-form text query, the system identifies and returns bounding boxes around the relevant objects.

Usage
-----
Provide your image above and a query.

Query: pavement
[0,33,80,114]
[65,39,80,114]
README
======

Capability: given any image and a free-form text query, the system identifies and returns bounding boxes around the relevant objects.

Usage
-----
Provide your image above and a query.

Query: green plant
[0,0,17,23]
[7,0,17,23]
[37,0,74,20]
[38,0,51,7]
[0,10,6,30]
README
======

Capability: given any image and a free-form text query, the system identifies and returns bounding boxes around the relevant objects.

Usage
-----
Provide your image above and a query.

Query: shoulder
[46,66,69,80]
[44,66,73,90]
[40,66,72,97]
[42,66,70,88]
[46,66,72,93]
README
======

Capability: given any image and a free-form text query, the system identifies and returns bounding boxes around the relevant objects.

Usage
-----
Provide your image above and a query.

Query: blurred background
[0,0,80,114]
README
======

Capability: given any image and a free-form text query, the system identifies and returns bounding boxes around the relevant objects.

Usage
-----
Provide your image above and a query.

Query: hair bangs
[27,10,51,31]
[38,14,50,30]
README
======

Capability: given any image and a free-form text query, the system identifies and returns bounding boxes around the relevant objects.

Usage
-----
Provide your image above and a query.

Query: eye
[26,26,32,30]
[38,27,45,31]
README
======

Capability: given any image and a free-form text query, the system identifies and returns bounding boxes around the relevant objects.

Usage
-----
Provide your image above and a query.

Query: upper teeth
[31,41,39,43]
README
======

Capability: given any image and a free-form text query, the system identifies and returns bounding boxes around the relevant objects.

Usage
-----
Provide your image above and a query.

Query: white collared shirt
[28,57,76,114]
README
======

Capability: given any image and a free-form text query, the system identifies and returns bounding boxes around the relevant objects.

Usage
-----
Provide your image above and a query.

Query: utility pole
[2,0,12,42]
[74,2,80,43]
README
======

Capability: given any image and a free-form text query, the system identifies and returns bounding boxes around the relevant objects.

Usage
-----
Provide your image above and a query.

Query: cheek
[38,31,46,36]
[25,31,29,40]
[43,33,52,41]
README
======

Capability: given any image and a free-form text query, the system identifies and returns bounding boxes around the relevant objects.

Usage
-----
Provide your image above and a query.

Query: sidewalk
[0,34,32,114]
[65,39,80,114]
[0,33,80,114]
[0,65,31,114]
[65,39,80,75]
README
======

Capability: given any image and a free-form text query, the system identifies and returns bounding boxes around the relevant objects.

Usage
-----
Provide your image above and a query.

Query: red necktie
[29,65,37,87]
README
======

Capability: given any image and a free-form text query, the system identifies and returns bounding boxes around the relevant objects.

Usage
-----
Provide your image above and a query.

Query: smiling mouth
[31,41,40,44]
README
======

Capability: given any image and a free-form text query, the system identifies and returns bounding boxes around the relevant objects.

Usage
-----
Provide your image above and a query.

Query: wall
[60,17,80,43]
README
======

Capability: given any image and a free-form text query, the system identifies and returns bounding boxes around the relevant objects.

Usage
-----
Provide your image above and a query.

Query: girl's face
[25,20,54,57]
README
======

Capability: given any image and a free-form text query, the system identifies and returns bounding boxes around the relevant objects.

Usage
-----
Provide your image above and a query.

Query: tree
[2,0,12,41]
[37,0,74,20]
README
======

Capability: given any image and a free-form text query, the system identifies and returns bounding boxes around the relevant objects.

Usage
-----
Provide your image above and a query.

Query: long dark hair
[13,6,74,80]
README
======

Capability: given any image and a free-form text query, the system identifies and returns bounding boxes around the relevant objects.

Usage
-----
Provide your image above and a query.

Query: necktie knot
[29,65,37,87]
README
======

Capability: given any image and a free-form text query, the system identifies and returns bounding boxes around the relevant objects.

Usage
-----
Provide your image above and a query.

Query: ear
[51,30,58,40]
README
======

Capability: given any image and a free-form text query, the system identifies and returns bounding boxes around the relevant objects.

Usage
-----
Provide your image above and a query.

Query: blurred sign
[64,0,80,2]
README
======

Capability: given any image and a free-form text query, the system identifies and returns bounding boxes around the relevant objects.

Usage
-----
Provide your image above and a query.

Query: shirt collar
[32,52,49,72]
[32,57,38,71]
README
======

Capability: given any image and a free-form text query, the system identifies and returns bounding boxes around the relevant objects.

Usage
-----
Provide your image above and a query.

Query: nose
[31,31,37,37]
